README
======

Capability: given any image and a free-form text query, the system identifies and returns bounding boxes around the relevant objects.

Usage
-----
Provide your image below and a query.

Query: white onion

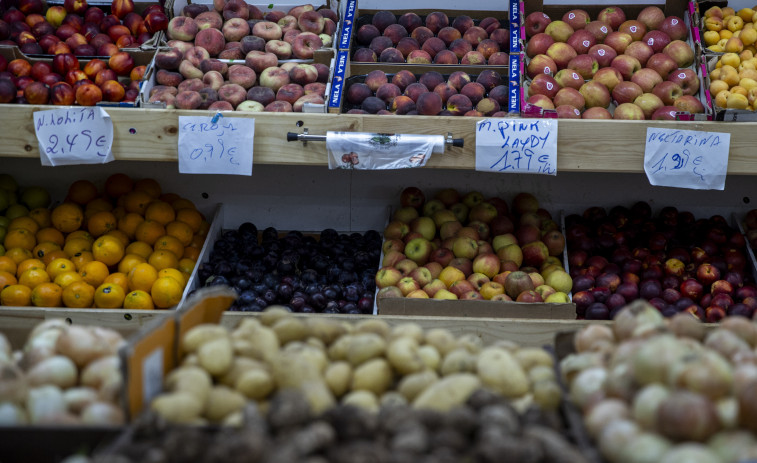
[705,329,752,362]
[604,362,636,402]
[63,387,99,414]
[584,398,630,438]
[667,350,733,400]
[27,319,69,343]
[0,402,28,425]
[720,316,757,347]
[55,326,113,368]
[633,383,670,430]
[708,430,757,462]
[667,312,706,341]
[613,300,665,341]
[574,324,615,353]
[609,338,645,369]
[80,401,125,426]
[657,391,721,442]
[716,397,739,430]
[569,367,607,411]
[0,334,10,363]
[660,443,724,463]
[631,335,690,385]
[97,375,122,404]
[598,419,641,462]
[80,355,120,390]
[734,364,757,395]
[26,385,66,424]
[89,327,125,353]
[19,344,55,370]
[617,432,672,463]
[559,352,606,385]
[0,362,28,403]
[27,355,78,389]
[528,365,556,383]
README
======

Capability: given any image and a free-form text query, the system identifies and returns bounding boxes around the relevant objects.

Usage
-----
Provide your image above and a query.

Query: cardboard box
[704,55,757,121]
[377,297,576,319]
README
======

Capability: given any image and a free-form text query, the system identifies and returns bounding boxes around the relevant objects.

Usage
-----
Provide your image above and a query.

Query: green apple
[410,216,436,241]
[422,199,445,218]
[433,288,458,300]
[21,187,50,210]
[404,237,432,265]
[545,291,570,303]
[545,270,573,294]
[450,202,469,223]
[4,204,28,220]
[452,236,478,260]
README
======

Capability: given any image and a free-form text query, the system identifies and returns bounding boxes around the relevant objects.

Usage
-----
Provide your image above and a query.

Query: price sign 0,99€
[178,115,254,175]
[644,127,730,191]
[34,107,114,166]
[475,119,557,176]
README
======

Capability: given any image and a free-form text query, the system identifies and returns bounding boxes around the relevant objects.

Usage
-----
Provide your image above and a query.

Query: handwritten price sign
[644,128,730,190]
[178,115,254,175]
[34,107,114,166]
[475,119,557,175]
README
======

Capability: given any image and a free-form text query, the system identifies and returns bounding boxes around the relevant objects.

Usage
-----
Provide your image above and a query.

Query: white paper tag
[326,131,441,170]
[34,107,114,166]
[178,115,254,175]
[644,128,730,190]
[475,119,557,175]
[141,347,163,407]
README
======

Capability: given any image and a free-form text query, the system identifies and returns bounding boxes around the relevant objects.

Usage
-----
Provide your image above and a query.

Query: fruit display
[148,46,329,110]
[0,319,126,425]
[0,173,209,309]
[562,302,757,463]
[377,187,572,303]
[701,6,757,55]
[89,388,588,463]
[566,202,755,321]
[0,0,167,56]
[148,308,563,425]
[343,68,508,116]
[196,224,381,313]
[523,6,706,119]
[351,10,509,65]
[166,2,337,60]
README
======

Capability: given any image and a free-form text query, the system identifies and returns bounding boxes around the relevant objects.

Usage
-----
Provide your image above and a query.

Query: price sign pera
[475,119,557,175]
[34,107,114,166]
[178,115,254,175]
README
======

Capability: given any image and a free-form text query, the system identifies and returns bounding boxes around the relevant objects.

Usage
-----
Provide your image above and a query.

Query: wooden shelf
[4,105,757,173]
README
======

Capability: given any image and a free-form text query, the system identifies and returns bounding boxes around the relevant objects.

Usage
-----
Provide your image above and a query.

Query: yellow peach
[709,44,725,53]
[726,92,749,109]
[740,77,757,90]
[740,49,755,61]
[720,29,734,39]
[705,6,723,18]
[726,37,745,53]
[721,65,741,86]
[740,68,757,80]
[742,28,757,46]
[723,7,736,17]
[721,52,742,67]
[727,16,744,32]
[747,87,757,105]
[706,17,724,31]
[710,79,730,96]
[711,68,723,80]
[739,8,755,22]
[704,30,721,46]
[731,85,749,96]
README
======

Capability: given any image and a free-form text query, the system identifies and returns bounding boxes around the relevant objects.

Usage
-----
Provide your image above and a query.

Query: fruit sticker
[326,131,443,169]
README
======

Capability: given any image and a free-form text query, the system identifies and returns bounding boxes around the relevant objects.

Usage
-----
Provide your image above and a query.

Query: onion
[532,380,561,411]
[667,312,706,341]
[657,390,721,442]
[708,430,757,462]
[98,375,122,404]
[27,319,69,343]
[631,335,691,385]
[720,316,757,347]
[614,300,665,341]
[584,398,629,438]
[738,379,757,433]
[26,385,67,424]
[55,326,113,368]
[632,384,670,430]
[705,329,752,362]
[609,338,645,368]
[575,324,615,353]
[0,402,28,425]
[0,362,28,403]
[27,355,78,389]
[63,387,99,414]
[80,401,125,426]
[569,367,607,411]
[716,397,739,430]
[81,355,120,390]
[598,419,640,462]
[667,350,733,400]
[734,364,757,395]
[559,352,606,385]
[89,327,125,353]
[617,432,672,463]
[19,345,55,370]
[604,362,636,402]
[660,443,725,463]
[0,334,10,363]
[528,365,556,384]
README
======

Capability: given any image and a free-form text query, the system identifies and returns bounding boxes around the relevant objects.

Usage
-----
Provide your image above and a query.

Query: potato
[457,334,484,353]
[198,336,234,376]
[307,337,326,350]
[342,390,379,413]
[151,391,204,423]
[515,348,555,370]
[398,369,439,401]
[182,324,228,354]
[283,342,328,373]
[204,385,246,422]
[273,350,322,388]
[424,328,458,356]
[235,369,275,400]
[390,323,424,342]
[233,325,280,363]
[380,391,408,408]
[307,318,347,345]
[182,354,199,367]
[300,379,337,414]
[324,361,352,398]
[222,410,244,427]
[413,373,481,411]
[476,347,530,398]
[348,333,386,366]
[260,306,293,326]
[327,335,353,361]
[387,337,425,375]
[352,358,393,395]
[233,318,262,335]
[218,357,268,387]
[529,365,556,384]
[354,319,390,338]
[165,366,212,403]
[441,348,477,376]
[418,345,441,371]
[273,317,310,344]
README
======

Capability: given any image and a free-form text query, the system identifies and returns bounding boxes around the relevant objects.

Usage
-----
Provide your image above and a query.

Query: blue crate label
[329,50,349,108]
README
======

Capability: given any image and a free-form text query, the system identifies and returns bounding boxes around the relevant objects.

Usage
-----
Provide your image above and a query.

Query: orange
[54,271,82,288]
[150,276,183,308]
[123,290,154,310]
[5,248,32,265]
[148,250,178,272]
[104,173,133,199]
[118,212,144,239]
[71,251,94,271]
[28,208,52,228]
[171,198,196,211]
[18,268,50,288]
[175,208,203,233]
[17,258,45,276]
[181,271,191,284]
[51,203,84,233]
[94,282,125,308]
[178,258,196,275]
[0,271,17,290]
[117,253,146,274]
[134,178,161,198]
[62,281,95,308]
[189,235,206,249]
[0,256,17,275]
[123,191,152,215]
[42,250,67,265]
[134,220,165,246]
[105,230,129,247]
[153,235,183,259]
[0,284,32,306]
[87,211,117,237]
[47,258,76,279]
[165,221,193,246]
[128,263,158,292]
[65,230,93,244]
[36,228,65,247]
[63,238,92,257]
[103,272,129,292]
[197,221,210,237]
[111,206,126,220]
[144,201,175,226]
[32,241,61,262]
[9,216,40,235]
[67,179,99,205]
[158,268,185,287]
[31,282,62,307]
[159,193,180,204]
[79,260,109,287]
[84,197,114,217]
[125,241,153,260]
[92,235,124,266]
[182,246,200,261]
[5,228,36,251]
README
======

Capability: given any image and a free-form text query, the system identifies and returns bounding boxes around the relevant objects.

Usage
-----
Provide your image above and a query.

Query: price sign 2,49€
[34,107,114,166]
[475,119,557,176]
[178,115,254,175]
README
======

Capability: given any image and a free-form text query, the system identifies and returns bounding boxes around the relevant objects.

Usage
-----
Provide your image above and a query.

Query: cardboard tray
[704,54,757,121]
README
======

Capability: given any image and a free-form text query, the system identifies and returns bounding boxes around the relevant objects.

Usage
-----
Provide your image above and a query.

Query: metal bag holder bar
[287,129,464,149]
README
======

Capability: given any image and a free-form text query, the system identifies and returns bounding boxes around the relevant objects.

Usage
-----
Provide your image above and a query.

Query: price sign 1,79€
[178,115,254,175]
[34,107,114,166]
[475,119,557,176]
